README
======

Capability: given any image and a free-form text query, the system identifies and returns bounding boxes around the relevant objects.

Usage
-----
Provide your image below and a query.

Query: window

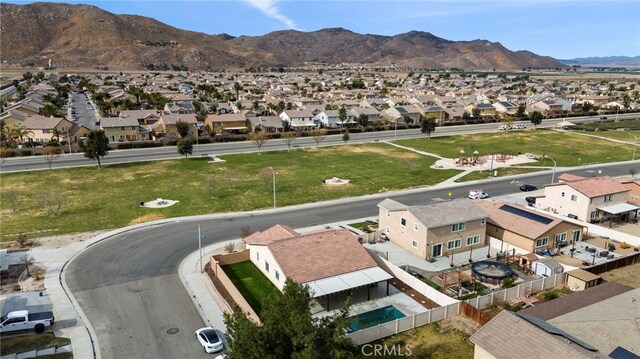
[275,270,280,281]
[555,232,567,244]
[467,235,481,246]
[447,239,462,250]
[256,252,259,261]
[120,127,125,131]
[411,240,418,248]
[590,211,599,219]
[571,194,578,202]
[561,192,565,197]
[572,230,581,242]
[400,218,406,227]
[387,210,390,218]
[480,218,486,225]
[451,222,466,232]
[265,261,270,272]
[385,226,390,233]
[43,129,51,134]
[413,223,419,231]
[535,237,549,248]
[604,194,613,202]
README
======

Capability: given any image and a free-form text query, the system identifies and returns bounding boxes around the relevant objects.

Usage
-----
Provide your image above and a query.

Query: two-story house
[377,198,488,259]
[464,103,497,119]
[382,106,422,125]
[22,117,75,144]
[350,107,383,125]
[536,175,639,225]
[314,110,356,128]
[100,117,140,142]
[204,113,248,134]
[279,109,317,130]
[492,101,519,117]
[153,113,198,139]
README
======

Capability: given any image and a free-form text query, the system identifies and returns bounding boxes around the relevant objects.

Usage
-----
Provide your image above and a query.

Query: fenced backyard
[583,250,640,275]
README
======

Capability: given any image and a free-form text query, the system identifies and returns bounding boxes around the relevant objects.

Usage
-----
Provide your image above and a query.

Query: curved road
[65,161,638,358]
[3,114,637,173]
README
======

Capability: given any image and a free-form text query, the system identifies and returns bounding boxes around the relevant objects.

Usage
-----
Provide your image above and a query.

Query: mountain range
[0,2,566,71]
[559,56,640,68]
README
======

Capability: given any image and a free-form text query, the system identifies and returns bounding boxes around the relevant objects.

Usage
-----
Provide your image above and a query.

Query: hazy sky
[11,0,640,58]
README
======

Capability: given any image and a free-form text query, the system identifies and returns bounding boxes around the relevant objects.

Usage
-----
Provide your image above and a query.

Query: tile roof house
[22,117,74,144]
[378,198,488,259]
[100,117,141,142]
[246,116,284,133]
[152,113,197,139]
[204,113,248,134]
[279,109,317,130]
[244,226,392,305]
[314,110,356,128]
[119,110,160,126]
[536,175,639,225]
[474,200,584,253]
[470,311,598,359]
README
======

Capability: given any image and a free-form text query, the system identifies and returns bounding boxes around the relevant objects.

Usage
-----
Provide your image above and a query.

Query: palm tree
[10,126,33,145]
[233,82,243,100]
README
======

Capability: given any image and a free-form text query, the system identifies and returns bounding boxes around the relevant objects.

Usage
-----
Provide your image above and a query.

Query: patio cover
[597,202,640,215]
[304,267,392,298]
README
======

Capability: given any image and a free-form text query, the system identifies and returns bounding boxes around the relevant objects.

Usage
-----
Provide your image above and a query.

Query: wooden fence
[583,250,640,275]
[459,301,491,326]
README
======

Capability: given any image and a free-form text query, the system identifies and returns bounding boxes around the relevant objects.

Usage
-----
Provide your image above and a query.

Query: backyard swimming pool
[347,305,406,333]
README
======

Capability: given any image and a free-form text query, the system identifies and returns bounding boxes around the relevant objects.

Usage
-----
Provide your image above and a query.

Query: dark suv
[519,184,538,192]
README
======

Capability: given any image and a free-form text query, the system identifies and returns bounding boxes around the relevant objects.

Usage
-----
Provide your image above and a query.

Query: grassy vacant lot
[574,118,640,131]
[572,129,640,143]
[222,261,280,315]
[0,144,459,239]
[0,333,70,356]
[396,129,635,167]
[455,167,544,182]
[359,320,475,359]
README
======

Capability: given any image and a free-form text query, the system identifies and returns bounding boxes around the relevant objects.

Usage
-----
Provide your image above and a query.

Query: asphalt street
[69,91,98,131]
[64,161,637,359]
[2,113,636,173]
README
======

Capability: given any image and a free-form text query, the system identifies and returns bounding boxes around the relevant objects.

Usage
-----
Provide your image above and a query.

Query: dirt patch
[344,145,420,159]
[31,230,109,250]
[128,213,165,225]
[602,263,640,288]
[438,315,481,336]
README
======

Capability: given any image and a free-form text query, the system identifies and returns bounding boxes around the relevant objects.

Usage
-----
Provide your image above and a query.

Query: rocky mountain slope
[0,2,566,70]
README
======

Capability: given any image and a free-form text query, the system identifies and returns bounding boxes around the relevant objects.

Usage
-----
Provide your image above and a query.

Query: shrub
[21,150,32,156]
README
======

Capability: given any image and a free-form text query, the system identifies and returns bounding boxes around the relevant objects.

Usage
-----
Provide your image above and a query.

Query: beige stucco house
[100,117,140,142]
[536,175,639,225]
[475,200,584,253]
[377,198,488,259]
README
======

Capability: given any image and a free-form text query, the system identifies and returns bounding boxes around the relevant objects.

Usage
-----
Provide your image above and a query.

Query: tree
[472,108,481,119]
[42,147,61,171]
[223,279,357,359]
[259,167,274,193]
[515,103,526,117]
[4,189,19,213]
[0,146,11,164]
[338,106,347,128]
[462,111,471,123]
[342,131,350,143]
[10,125,33,145]
[233,82,243,100]
[250,131,269,153]
[175,120,190,138]
[529,111,544,129]
[35,190,67,216]
[357,114,368,128]
[177,136,193,158]
[630,168,637,178]
[420,118,437,138]
[206,176,218,199]
[80,130,109,167]
[281,131,297,150]
[581,102,594,113]
[20,254,36,277]
[309,129,327,147]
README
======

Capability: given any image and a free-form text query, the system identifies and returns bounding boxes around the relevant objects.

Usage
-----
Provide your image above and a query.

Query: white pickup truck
[0,310,55,334]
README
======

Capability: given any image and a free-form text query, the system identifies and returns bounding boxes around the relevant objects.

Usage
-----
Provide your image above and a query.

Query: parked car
[195,327,223,353]
[600,116,608,120]
[525,196,536,206]
[519,184,538,192]
[498,124,512,131]
[468,189,489,199]
[0,310,55,334]
[513,124,527,129]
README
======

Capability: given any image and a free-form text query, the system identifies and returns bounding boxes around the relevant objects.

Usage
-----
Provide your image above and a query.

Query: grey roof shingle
[407,199,488,228]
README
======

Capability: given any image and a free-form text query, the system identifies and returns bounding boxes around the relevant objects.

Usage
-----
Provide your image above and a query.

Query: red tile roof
[244,224,298,245]
[267,229,376,283]
[547,176,629,198]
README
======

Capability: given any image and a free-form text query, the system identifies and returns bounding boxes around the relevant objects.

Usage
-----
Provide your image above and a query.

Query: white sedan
[195,327,224,354]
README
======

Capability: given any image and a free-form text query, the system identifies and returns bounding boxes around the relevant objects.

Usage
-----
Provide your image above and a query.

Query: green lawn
[0,143,460,239]
[359,322,474,359]
[571,129,640,143]
[455,167,544,182]
[0,333,70,356]
[395,129,635,167]
[222,260,280,315]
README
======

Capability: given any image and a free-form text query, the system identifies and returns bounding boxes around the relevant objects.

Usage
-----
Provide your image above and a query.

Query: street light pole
[194,123,199,156]
[269,166,276,208]
[630,133,638,161]
[394,119,397,141]
[545,155,557,184]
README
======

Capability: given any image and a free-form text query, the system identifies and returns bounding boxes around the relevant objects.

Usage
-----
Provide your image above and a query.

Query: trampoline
[471,260,514,285]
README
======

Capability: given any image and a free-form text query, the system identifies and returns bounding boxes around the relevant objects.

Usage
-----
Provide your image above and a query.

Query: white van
[468,189,489,199]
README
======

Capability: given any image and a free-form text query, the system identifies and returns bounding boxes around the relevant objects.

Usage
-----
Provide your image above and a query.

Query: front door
[432,243,443,257]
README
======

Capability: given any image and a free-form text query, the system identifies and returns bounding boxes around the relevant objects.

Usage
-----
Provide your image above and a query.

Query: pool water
[347,305,406,333]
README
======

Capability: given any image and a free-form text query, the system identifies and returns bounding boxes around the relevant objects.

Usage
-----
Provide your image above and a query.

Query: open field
[359,318,475,359]
[0,333,70,356]
[0,143,459,238]
[455,167,544,182]
[600,263,640,288]
[571,129,640,143]
[222,261,279,315]
[395,129,635,167]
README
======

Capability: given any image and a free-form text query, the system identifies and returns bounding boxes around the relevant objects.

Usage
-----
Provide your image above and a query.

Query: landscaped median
[0,332,71,358]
